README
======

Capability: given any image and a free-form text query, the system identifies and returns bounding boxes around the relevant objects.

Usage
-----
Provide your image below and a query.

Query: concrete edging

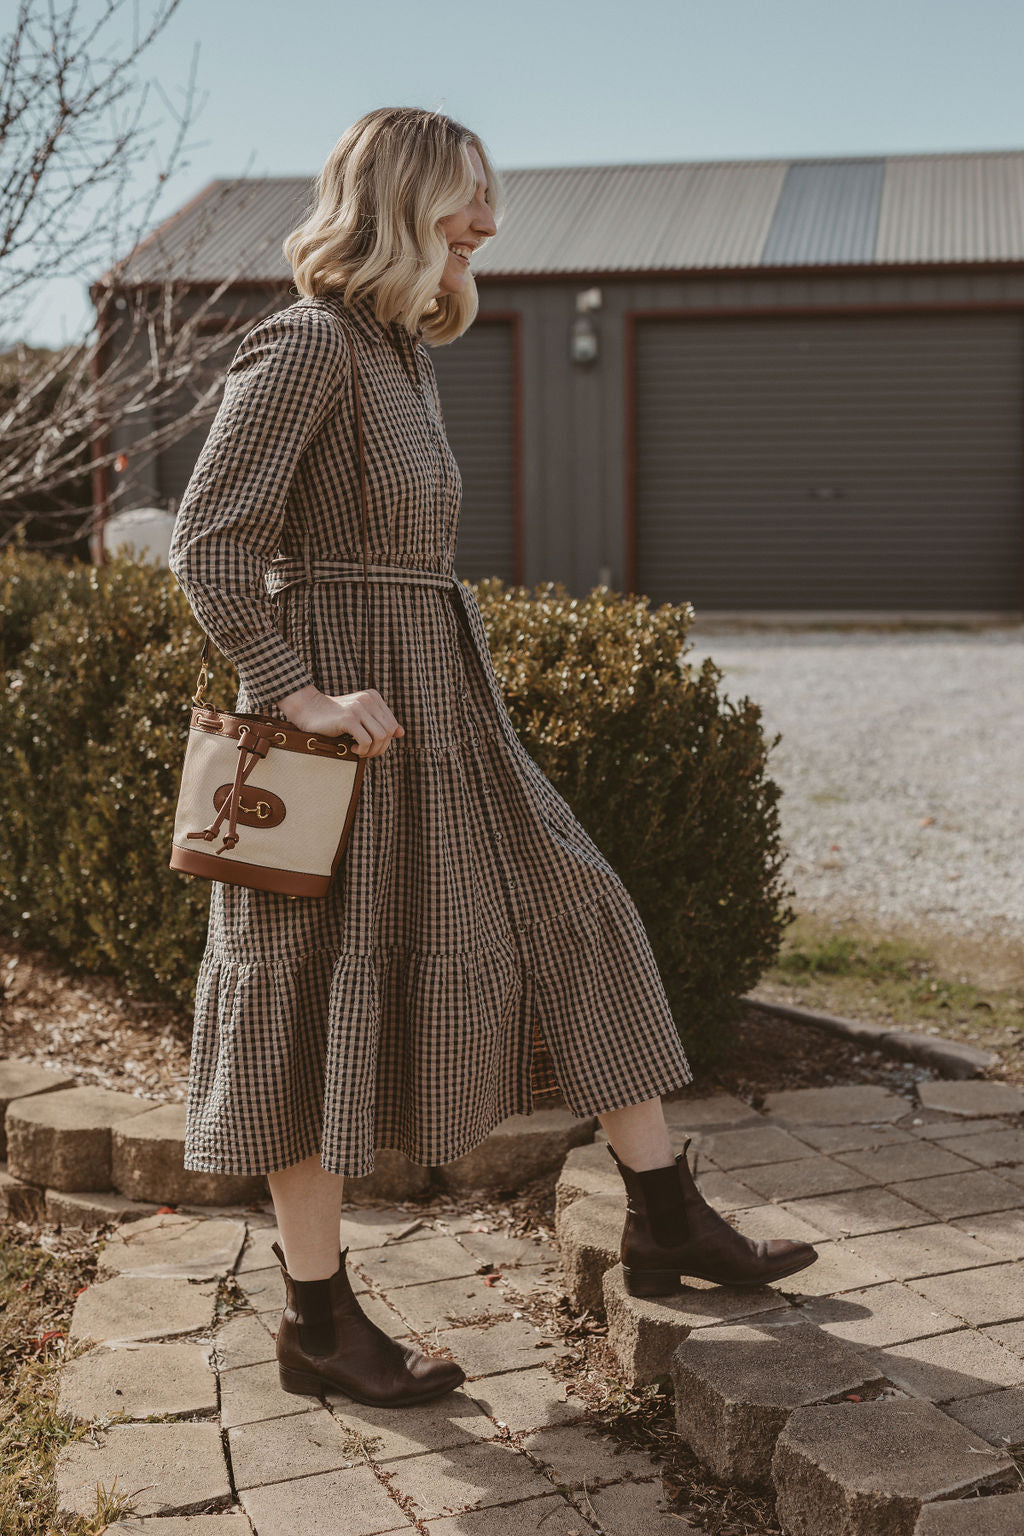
[741,994,997,1080]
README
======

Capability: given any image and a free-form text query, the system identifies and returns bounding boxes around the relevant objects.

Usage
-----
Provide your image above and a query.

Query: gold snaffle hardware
[238,797,271,819]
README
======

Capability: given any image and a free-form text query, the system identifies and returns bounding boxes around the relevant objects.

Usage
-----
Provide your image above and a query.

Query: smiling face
[435,143,497,298]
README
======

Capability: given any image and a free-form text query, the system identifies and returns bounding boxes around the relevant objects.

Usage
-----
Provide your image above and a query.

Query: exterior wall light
[571,286,602,364]
[571,315,599,363]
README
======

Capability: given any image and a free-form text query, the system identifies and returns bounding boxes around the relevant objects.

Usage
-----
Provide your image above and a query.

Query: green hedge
[0,548,794,1064]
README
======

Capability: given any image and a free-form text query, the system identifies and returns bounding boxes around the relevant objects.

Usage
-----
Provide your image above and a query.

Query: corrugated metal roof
[471,160,788,272]
[761,159,885,265]
[104,149,1024,287]
[111,177,311,285]
[877,152,1024,262]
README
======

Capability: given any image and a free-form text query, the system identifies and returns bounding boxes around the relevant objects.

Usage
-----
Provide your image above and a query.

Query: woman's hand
[278,683,405,757]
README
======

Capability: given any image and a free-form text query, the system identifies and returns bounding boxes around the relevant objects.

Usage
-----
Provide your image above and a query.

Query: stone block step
[671,1317,884,1486]
[772,1398,1017,1536]
[0,1163,45,1221]
[7,1085,163,1191]
[0,1057,75,1157]
[110,1103,268,1207]
[554,1190,622,1314]
[342,1146,431,1204]
[554,1140,621,1224]
[603,1262,793,1387]
[434,1108,596,1194]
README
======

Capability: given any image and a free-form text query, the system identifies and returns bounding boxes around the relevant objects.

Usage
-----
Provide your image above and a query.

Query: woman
[168,107,816,1411]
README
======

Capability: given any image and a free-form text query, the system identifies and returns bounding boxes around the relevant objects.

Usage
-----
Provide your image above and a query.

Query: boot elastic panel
[634,1160,691,1247]
[291,1272,336,1356]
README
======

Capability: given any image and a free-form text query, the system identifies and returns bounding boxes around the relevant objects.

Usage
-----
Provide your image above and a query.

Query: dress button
[494,831,503,842]
[507,877,516,890]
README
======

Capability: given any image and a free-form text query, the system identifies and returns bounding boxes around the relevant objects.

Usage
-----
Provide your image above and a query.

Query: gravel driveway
[684,626,1024,941]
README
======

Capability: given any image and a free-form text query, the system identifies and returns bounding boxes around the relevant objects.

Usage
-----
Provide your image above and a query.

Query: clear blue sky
[18,0,1024,345]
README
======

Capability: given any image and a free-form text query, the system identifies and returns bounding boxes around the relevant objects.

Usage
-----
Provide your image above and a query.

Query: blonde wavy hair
[283,108,503,347]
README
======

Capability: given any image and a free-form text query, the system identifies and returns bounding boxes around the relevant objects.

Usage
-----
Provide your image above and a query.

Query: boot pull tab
[271,1239,287,1268]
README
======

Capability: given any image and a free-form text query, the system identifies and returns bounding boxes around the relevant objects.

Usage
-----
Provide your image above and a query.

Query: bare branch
[0,0,294,550]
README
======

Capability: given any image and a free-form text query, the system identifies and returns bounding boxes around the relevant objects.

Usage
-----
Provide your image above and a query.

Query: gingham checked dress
[167,287,693,1179]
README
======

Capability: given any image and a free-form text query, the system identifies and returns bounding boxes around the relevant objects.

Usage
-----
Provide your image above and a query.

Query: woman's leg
[597,1095,675,1169]
[265,1152,345,1280]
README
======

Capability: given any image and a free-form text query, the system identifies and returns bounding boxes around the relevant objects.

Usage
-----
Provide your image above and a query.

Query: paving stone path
[50,1199,677,1534]
[46,1078,1024,1533]
[561,1081,1024,1534]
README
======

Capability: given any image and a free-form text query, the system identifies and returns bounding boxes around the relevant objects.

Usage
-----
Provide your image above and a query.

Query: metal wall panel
[633,311,1024,611]
[430,319,518,584]
[159,405,216,505]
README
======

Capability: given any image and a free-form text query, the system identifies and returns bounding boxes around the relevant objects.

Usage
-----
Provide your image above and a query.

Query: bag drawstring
[185,723,273,853]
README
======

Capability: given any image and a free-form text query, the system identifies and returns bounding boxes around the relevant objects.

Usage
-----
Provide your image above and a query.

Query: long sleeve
[168,304,350,707]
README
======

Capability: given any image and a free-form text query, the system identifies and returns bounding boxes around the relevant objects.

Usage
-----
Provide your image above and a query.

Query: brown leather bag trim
[169,847,330,896]
[190,706,361,761]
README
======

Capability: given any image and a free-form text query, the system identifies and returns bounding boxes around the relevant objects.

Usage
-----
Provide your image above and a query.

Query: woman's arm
[168,304,349,708]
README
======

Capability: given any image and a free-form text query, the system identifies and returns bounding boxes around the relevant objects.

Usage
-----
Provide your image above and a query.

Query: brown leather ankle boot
[271,1240,466,1406]
[607,1139,818,1297]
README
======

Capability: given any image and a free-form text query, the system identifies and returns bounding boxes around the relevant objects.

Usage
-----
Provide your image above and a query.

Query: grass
[754,910,1024,1078]
[0,1222,146,1534]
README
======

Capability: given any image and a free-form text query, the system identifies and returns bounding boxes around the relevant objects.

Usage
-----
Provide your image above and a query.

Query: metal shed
[96,149,1024,616]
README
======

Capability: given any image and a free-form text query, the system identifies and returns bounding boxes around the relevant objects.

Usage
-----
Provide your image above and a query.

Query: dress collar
[318,287,425,347]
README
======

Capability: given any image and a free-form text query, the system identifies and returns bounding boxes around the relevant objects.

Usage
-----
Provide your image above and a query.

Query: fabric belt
[265,557,458,597]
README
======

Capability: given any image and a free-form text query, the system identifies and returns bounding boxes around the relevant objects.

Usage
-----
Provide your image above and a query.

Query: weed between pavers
[215,1270,251,1320]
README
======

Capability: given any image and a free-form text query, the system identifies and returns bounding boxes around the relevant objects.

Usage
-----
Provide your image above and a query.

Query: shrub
[0,535,93,673]
[1,556,794,1064]
[1,550,211,989]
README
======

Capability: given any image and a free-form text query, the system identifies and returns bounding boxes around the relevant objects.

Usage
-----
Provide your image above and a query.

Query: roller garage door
[430,318,518,584]
[633,311,1024,611]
